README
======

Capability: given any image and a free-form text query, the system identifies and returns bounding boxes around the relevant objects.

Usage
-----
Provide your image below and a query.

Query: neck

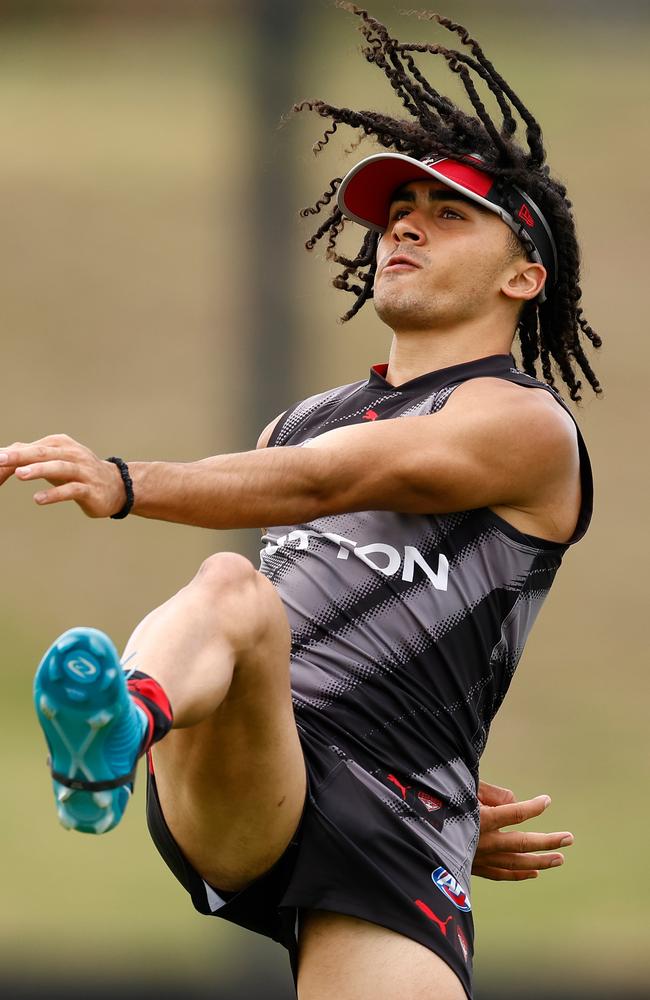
[383,312,515,386]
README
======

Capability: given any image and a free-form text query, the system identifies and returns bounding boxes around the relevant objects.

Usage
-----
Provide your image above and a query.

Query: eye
[440,206,463,219]
[389,207,410,223]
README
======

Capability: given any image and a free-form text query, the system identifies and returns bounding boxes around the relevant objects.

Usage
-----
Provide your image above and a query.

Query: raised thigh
[297,911,467,1000]
[147,559,306,892]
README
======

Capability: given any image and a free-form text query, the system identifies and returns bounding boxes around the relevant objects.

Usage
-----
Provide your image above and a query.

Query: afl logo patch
[431,867,471,912]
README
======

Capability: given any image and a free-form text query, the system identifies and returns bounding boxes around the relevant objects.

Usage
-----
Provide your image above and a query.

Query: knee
[194,552,258,596]
[192,552,287,651]
[193,553,279,619]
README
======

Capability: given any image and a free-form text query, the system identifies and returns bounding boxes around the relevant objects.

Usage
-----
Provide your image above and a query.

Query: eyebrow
[389,185,484,211]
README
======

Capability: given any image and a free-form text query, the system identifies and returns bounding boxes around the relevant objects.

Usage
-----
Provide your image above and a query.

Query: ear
[501,261,547,302]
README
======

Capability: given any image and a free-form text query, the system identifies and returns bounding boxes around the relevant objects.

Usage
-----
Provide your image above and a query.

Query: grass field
[0,5,648,993]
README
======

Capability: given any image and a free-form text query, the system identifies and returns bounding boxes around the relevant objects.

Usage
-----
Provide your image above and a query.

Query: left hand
[473,780,574,881]
[0,434,125,517]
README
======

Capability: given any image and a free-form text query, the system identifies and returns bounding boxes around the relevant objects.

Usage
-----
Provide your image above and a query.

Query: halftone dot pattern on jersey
[262,355,592,903]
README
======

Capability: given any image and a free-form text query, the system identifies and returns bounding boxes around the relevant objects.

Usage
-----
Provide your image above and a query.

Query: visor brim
[337,152,494,231]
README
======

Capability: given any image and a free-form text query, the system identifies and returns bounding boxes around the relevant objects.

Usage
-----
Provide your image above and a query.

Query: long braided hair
[294,4,602,400]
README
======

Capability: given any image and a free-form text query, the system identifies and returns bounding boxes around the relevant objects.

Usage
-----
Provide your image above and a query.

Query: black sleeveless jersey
[260,353,592,898]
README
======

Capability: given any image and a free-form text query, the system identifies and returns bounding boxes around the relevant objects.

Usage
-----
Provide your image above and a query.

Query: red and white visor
[337,152,557,301]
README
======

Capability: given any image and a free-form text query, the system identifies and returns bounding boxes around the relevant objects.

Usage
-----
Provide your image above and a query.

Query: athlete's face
[373,179,522,331]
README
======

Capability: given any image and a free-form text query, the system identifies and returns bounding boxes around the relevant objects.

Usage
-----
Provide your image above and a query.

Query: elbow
[301,451,355,518]
[304,475,340,519]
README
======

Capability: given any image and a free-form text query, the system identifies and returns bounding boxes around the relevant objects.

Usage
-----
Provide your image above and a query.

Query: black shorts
[145,728,474,998]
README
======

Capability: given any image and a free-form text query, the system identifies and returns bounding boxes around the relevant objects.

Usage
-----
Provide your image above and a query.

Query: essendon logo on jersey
[431,867,471,912]
[418,791,443,813]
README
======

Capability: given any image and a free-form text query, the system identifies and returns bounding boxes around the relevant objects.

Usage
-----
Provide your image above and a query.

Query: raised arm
[0,378,578,539]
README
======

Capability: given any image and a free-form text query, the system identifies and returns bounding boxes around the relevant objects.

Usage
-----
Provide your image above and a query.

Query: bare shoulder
[439,377,580,541]
[442,376,577,463]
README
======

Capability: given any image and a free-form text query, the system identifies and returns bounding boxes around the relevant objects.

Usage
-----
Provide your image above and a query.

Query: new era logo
[518,203,535,227]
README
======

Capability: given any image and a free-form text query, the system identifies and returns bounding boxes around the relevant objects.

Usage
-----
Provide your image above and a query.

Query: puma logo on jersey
[262,530,449,591]
[387,773,411,800]
[414,899,453,935]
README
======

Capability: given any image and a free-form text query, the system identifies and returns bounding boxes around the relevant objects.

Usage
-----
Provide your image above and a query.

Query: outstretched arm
[0,378,576,532]
[473,780,574,882]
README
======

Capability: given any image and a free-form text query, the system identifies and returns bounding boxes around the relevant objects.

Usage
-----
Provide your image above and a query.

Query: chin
[374,293,443,331]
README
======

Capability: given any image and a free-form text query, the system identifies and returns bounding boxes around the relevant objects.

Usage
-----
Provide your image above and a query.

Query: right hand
[0,433,126,518]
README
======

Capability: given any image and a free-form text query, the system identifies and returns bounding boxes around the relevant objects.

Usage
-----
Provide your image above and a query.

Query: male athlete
[2,9,601,1000]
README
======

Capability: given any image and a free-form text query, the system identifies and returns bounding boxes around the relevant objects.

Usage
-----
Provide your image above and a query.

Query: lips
[382,253,422,273]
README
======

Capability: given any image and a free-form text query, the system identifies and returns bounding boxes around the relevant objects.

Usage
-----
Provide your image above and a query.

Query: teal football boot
[34,627,147,834]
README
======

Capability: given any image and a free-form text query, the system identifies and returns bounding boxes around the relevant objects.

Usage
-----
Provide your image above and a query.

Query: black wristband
[106,457,134,519]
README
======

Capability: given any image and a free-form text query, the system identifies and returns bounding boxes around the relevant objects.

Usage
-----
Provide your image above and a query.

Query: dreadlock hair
[293,4,602,401]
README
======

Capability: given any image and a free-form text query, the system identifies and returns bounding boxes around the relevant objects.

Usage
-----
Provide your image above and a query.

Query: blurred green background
[0,1,648,996]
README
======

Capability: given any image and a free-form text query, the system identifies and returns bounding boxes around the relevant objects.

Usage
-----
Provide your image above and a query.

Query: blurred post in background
[238,0,304,561]
[0,1,648,998]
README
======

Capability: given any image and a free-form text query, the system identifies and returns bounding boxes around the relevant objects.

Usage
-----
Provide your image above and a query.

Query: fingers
[475,784,575,884]
[1,435,120,517]
[14,461,81,484]
[33,482,92,510]
[479,829,574,854]
[0,441,79,471]
[475,850,564,872]
[1,436,96,506]
[0,442,26,485]
[472,865,539,882]
[472,847,568,880]
[479,794,552,833]
[0,434,75,454]
[477,780,516,807]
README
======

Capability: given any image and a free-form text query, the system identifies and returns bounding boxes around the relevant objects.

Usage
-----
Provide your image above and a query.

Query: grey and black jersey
[259,353,592,909]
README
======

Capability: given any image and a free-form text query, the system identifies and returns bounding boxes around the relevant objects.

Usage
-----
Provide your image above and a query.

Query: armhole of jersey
[429,376,594,550]
[265,379,368,449]
[266,402,304,449]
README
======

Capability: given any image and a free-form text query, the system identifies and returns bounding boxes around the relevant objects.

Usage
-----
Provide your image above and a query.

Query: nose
[391,214,426,245]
